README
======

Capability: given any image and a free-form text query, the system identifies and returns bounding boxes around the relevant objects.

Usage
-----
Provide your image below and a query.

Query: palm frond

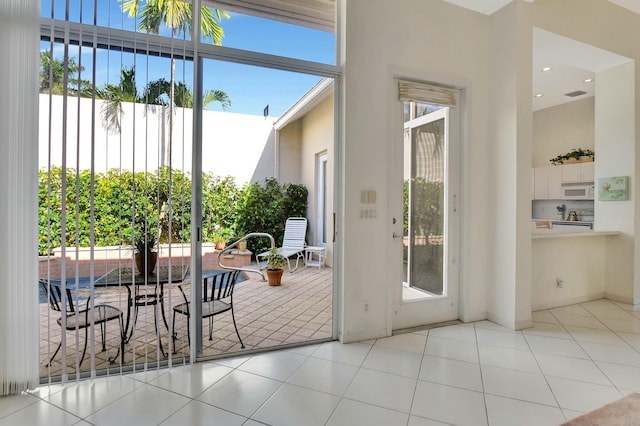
[97,84,124,134]
[200,7,228,45]
[203,89,231,111]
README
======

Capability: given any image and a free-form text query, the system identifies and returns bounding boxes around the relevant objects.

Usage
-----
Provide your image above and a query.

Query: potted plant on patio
[233,227,248,252]
[265,246,286,286]
[133,230,158,275]
[213,233,227,251]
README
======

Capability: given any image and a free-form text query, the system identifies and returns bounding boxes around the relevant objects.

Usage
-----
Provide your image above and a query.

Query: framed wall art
[598,176,628,201]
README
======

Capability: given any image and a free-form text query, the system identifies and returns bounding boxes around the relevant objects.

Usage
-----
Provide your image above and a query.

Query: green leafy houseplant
[265,247,286,286]
[265,247,286,270]
[550,148,594,165]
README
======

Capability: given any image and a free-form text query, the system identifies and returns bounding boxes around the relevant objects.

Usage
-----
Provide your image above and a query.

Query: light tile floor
[6,298,640,425]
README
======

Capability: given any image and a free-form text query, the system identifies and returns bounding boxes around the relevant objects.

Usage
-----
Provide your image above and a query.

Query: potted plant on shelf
[213,233,227,251]
[234,227,248,252]
[265,246,286,286]
[550,148,594,165]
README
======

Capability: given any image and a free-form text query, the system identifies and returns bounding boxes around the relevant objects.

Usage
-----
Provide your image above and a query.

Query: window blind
[398,80,457,107]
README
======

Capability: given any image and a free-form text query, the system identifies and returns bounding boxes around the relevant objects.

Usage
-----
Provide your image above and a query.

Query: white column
[0,0,40,394]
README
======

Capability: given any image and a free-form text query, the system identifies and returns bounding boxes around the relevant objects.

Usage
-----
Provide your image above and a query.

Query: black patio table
[95,264,189,356]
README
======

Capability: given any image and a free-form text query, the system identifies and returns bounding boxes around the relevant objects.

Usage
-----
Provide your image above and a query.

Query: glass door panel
[403,108,446,297]
[186,58,334,359]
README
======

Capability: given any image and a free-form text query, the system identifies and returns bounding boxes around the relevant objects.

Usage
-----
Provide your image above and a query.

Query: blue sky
[40,0,335,116]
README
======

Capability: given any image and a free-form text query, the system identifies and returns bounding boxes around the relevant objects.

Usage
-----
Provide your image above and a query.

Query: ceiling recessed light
[535,93,544,98]
[584,78,594,83]
[541,67,552,72]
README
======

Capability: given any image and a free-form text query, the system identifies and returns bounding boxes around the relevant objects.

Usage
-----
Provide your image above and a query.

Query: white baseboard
[532,292,605,311]
[604,292,640,306]
[339,328,388,344]
[460,311,487,324]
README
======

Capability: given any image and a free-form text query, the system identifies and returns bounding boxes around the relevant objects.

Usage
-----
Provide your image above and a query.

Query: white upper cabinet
[533,166,562,200]
[561,162,594,183]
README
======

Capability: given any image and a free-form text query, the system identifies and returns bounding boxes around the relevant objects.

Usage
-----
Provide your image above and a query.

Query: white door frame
[316,151,328,247]
[389,93,461,331]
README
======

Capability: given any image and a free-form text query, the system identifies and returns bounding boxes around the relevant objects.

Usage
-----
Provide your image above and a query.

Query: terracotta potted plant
[265,247,286,286]
[213,233,227,251]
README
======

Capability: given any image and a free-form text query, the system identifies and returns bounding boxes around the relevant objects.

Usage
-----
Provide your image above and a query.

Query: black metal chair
[39,279,125,366]
[172,270,244,351]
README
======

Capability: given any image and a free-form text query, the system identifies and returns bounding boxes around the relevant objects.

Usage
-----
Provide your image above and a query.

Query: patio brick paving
[39,265,333,379]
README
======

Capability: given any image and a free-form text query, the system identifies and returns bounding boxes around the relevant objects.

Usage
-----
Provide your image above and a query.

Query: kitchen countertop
[532,229,620,239]
[547,220,593,225]
[532,219,593,224]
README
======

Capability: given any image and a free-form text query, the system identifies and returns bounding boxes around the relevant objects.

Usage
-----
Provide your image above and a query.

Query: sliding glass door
[38,0,339,382]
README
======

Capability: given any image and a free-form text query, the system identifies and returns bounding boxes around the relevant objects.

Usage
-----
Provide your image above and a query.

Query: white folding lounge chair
[258,217,307,272]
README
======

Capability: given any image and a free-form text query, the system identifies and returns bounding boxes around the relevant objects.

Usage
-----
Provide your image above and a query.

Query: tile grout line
[522,310,567,420]
[405,329,430,426]
[321,340,376,425]
[473,322,491,426]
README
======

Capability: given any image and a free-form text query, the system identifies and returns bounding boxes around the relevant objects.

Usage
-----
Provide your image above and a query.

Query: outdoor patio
[39,265,333,379]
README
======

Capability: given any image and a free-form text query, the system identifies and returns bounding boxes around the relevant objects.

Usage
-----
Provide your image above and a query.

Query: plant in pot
[550,148,594,165]
[265,246,286,286]
[213,233,227,251]
[234,227,248,252]
[133,229,159,276]
[211,224,229,250]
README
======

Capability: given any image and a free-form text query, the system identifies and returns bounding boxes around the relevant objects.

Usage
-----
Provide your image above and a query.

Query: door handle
[392,232,403,239]
[332,213,336,243]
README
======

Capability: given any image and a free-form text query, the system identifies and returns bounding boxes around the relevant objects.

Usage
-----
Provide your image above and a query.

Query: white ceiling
[212,0,635,111]
[441,0,531,16]
[532,28,631,111]
[442,0,635,111]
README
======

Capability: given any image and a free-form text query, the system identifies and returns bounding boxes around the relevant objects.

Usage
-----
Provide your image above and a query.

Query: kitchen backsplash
[532,200,594,221]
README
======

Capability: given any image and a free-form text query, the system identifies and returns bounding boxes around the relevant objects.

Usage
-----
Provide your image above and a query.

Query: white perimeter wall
[38,94,276,185]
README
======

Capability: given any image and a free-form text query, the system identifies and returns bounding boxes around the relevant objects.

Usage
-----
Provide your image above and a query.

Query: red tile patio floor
[39,266,333,379]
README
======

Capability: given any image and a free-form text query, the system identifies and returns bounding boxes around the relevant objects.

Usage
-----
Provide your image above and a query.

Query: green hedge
[39,167,307,257]
[403,178,444,237]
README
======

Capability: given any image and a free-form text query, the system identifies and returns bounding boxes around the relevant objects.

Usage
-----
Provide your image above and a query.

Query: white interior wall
[340,0,491,342]
[531,236,606,310]
[533,97,595,168]
[530,0,640,304]
[595,63,636,302]
[486,0,533,330]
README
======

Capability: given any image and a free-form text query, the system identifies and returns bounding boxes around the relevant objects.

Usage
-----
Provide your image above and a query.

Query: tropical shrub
[235,178,308,255]
[38,168,307,258]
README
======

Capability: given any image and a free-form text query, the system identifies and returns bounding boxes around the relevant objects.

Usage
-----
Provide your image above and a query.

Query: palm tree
[97,66,140,134]
[202,89,231,111]
[39,49,90,96]
[98,70,231,133]
[120,0,229,163]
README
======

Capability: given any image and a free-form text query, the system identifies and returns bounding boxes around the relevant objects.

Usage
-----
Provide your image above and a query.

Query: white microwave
[561,184,594,200]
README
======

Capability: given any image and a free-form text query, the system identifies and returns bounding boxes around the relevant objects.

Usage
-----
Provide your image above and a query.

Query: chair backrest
[281,217,307,250]
[204,270,241,302]
[39,279,77,314]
